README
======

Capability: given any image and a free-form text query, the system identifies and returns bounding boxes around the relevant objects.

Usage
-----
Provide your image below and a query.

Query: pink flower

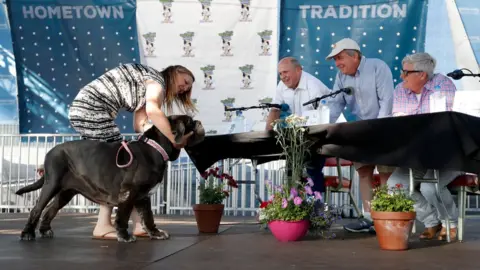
[307,178,314,187]
[293,196,302,205]
[269,195,274,201]
[282,198,288,208]
[305,186,313,195]
[314,191,322,201]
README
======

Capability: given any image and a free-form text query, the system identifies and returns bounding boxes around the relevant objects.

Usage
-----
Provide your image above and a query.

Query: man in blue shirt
[325,38,395,233]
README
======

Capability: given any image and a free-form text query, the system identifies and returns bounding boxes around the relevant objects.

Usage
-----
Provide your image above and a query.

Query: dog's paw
[40,229,54,238]
[20,230,36,241]
[150,229,170,240]
[117,231,136,243]
[117,235,136,243]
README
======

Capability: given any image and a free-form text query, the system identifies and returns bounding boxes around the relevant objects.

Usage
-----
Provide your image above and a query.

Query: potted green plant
[371,183,416,251]
[257,178,341,242]
[193,167,238,233]
[257,114,341,242]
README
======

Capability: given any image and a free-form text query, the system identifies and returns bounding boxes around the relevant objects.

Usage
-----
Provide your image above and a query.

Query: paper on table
[452,90,480,118]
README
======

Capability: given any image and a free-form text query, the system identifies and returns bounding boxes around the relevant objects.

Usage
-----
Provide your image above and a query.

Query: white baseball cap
[325,38,361,60]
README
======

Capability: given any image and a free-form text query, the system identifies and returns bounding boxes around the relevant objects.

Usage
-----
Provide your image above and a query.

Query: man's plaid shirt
[392,73,456,116]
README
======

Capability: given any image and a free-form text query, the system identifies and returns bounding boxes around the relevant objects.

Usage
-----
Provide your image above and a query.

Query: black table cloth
[185,112,480,174]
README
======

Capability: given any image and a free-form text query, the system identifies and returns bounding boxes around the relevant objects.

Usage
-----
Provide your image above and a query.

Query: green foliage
[371,184,415,212]
[271,114,313,189]
[198,167,238,205]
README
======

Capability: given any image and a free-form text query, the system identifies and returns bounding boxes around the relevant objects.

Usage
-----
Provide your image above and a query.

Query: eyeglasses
[401,69,423,76]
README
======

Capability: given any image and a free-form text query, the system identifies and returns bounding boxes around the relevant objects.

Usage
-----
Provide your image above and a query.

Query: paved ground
[1,213,480,270]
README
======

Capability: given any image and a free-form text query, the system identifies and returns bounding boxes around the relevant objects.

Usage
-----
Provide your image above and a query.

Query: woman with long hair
[68,63,196,239]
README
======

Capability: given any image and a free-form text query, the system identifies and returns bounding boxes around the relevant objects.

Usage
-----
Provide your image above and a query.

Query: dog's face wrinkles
[169,115,205,147]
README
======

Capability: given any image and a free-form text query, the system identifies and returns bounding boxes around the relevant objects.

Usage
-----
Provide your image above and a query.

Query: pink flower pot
[268,220,310,242]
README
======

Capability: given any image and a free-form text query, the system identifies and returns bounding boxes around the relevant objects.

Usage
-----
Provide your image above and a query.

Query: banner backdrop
[279,0,428,120]
[7,0,140,134]
[0,3,18,125]
[136,0,278,135]
[456,0,480,67]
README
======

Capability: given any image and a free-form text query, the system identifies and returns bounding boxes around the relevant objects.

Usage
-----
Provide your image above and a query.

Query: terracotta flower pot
[268,220,310,242]
[193,204,224,233]
[371,211,416,251]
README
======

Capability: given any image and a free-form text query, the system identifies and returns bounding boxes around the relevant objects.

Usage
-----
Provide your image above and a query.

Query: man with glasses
[325,38,395,234]
[389,52,461,241]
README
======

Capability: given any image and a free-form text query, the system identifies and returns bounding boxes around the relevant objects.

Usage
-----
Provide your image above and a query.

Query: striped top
[73,63,166,118]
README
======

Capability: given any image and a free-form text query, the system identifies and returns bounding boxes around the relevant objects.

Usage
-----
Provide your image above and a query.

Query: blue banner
[6,0,140,134]
[456,0,480,66]
[279,0,428,120]
[0,2,18,125]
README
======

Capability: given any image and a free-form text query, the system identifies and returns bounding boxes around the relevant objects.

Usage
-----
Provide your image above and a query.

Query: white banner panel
[137,0,278,135]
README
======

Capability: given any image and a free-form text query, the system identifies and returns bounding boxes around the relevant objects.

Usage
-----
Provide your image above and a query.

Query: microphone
[279,103,290,112]
[447,69,480,80]
[302,87,353,107]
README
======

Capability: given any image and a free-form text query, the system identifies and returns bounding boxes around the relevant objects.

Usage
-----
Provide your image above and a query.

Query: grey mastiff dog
[15,115,205,243]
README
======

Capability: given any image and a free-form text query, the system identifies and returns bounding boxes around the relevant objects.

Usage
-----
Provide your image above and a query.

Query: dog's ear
[173,121,186,144]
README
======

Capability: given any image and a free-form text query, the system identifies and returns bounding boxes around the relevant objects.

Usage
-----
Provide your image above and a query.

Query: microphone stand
[224,103,278,112]
[302,88,347,108]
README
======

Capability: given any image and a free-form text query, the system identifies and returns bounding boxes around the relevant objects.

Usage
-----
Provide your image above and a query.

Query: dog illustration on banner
[259,97,272,121]
[221,97,235,122]
[239,64,253,89]
[219,31,233,56]
[199,0,212,23]
[142,32,156,57]
[258,30,272,56]
[239,0,251,22]
[200,65,215,90]
[180,32,195,57]
[160,0,174,23]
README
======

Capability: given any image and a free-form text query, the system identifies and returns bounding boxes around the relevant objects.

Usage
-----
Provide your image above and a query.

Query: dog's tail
[15,176,44,195]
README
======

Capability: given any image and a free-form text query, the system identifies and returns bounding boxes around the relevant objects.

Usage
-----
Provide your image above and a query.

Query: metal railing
[0,132,360,217]
[1,132,478,217]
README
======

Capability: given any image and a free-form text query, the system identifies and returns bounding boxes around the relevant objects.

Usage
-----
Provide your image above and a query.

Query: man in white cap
[325,38,395,234]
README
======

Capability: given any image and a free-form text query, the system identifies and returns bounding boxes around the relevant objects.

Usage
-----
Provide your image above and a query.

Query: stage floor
[1,213,480,270]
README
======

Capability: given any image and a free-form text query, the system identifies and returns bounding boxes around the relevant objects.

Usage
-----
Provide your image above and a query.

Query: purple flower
[290,187,298,198]
[307,177,314,187]
[275,185,282,192]
[305,186,313,195]
[266,180,272,187]
[314,191,322,201]
[282,198,288,208]
[293,196,302,205]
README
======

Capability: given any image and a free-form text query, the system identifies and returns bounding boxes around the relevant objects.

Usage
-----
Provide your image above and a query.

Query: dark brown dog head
[168,115,205,147]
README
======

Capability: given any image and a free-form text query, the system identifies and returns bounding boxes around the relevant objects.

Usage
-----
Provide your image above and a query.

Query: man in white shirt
[266,57,330,125]
[266,56,330,192]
